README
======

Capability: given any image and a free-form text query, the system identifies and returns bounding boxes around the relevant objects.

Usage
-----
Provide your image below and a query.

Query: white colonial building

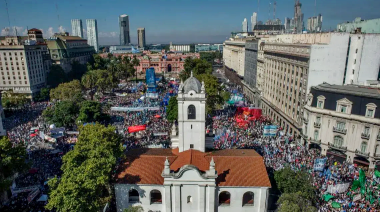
[303,83,380,170]
[223,40,246,77]
[115,74,271,212]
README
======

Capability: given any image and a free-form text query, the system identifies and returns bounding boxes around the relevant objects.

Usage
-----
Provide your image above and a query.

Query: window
[336,121,345,130]
[340,105,347,113]
[219,191,230,206]
[352,69,355,74]
[361,142,367,153]
[316,96,325,109]
[188,105,196,119]
[356,49,358,53]
[190,144,194,149]
[333,135,343,147]
[128,189,139,203]
[316,117,321,124]
[187,196,192,203]
[364,127,370,135]
[150,190,162,204]
[242,192,254,206]
[366,109,374,118]
[365,103,377,118]
[314,130,319,140]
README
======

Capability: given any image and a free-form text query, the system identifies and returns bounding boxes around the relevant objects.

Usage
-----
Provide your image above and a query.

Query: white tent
[37,194,48,202]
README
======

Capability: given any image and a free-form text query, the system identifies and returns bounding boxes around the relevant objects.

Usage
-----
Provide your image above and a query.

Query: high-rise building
[251,12,257,31]
[71,19,83,38]
[294,0,304,33]
[242,18,248,32]
[336,17,380,33]
[86,19,99,52]
[284,17,291,32]
[137,28,146,48]
[119,15,130,45]
[307,14,323,32]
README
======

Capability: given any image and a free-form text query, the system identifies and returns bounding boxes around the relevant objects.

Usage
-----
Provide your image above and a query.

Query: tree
[43,101,79,127]
[274,167,317,203]
[0,137,29,193]
[50,80,83,102]
[76,101,109,124]
[46,124,123,212]
[166,97,178,122]
[92,54,107,70]
[1,91,30,109]
[34,88,50,102]
[123,206,144,212]
[277,192,317,212]
[131,55,140,81]
[94,69,118,93]
[47,65,68,88]
[67,60,88,81]
[179,58,212,81]
[82,71,98,100]
[196,74,224,116]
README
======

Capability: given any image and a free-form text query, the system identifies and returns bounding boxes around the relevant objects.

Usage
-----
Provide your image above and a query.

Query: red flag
[128,125,147,133]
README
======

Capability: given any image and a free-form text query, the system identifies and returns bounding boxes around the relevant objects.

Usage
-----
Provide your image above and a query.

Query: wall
[356,34,380,84]
[307,33,350,93]
[217,187,268,212]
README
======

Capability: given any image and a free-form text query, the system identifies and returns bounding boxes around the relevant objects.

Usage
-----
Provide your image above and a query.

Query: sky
[1,0,380,45]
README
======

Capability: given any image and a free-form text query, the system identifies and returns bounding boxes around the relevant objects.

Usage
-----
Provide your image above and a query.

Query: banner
[27,188,40,204]
[146,93,159,98]
[353,194,361,202]
[263,126,270,136]
[326,183,350,194]
[264,125,278,137]
[153,132,168,136]
[128,125,147,133]
[314,158,327,172]
[44,135,57,143]
[111,107,160,112]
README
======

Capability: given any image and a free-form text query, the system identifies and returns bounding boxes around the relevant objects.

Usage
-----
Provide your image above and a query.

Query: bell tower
[176,72,206,152]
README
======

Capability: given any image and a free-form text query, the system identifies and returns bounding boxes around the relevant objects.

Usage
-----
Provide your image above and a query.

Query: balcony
[377,134,380,141]
[333,127,347,135]
[314,122,321,128]
[361,133,370,140]
[355,149,370,158]
[374,153,380,159]
[328,142,347,152]
[309,139,321,145]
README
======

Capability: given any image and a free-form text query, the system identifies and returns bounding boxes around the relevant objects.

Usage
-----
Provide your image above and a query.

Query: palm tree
[132,55,140,82]
[81,71,97,100]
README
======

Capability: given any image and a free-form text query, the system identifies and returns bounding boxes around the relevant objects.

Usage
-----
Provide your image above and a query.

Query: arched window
[361,142,368,153]
[128,189,139,203]
[150,190,162,204]
[188,105,196,119]
[314,130,319,140]
[333,135,343,147]
[219,191,230,206]
[242,192,254,206]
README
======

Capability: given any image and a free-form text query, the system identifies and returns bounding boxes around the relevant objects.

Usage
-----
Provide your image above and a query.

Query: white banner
[111,107,160,112]
[153,132,168,136]
[353,194,361,202]
[146,93,159,98]
[326,183,350,194]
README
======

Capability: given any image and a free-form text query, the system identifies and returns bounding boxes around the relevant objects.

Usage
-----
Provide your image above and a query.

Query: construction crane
[273,1,276,20]
[3,0,11,36]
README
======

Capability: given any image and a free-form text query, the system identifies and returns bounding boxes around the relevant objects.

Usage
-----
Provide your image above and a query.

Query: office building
[242,40,261,107]
[337,17,380,34]
[242,18,248,32]
[253,25,285,35]
[223,40,246,77]
[86,19,99,52]
[284,17,291,33]
[137,28,146,48]
[46,34,95,72]
[109,45,139,54]
[303,83,380,169]
[307,14,323,33]
[251,12,257,31]
[195,44,223,52]
[115,74,271,212]
[71,19,83,38]
[294,0,304,33]
[169,43,190,52]
[119,14,130,45]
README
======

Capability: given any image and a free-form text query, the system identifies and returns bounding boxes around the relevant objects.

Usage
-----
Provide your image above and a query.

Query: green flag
[359,169,366,195]
[375,170,380,178]
[332,202,341,208]
[323,194,334,201]
[351,180,360,190]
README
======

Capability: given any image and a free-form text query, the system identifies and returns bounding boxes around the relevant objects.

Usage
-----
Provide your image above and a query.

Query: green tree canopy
[33,88,50,102]
[1,91,30,109]
[47,65,68,88]
[43,100,79,127]
[67,60,88,81]
[179,58,212,81]
[277,192,317,212]
[166,97,178,122]
[46,124,123,212]
[0,137,29,192]
[77,101,109,124]
[50,80,83,102]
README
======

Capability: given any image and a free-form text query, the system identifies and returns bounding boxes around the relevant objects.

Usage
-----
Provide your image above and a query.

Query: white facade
[251,13,257,31]
[170,45,190,52]
[223,40,246,77]
[0,44,46,95]
[307,15,322,33]
[86,19,99,52]
[71,19,83,38]
[242,18,248,32]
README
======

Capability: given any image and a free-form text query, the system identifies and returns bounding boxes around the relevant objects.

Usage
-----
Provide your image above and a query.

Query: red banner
[128,125,147,133]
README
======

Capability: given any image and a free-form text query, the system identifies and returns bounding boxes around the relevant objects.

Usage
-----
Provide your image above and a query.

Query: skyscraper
[86,19,99,52]
[119,15,130,45]
[294,0,304,33]
[307,14,323,32]
[242,18,248,32]
[137,28,146,48]
[71,19,83,38]
[251,12,257,31]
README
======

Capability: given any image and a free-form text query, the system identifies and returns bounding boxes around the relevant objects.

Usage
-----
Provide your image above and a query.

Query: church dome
[183,74,202,93]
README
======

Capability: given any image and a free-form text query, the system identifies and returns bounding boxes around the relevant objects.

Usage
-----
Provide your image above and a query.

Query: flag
[323,194,334,201]
[359,169,366,195]
[351,180,360,190]
[375,170,380,178]
[331,202,341,208]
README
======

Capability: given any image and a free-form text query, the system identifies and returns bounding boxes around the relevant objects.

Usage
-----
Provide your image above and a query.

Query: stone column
[198,185,206,212]
[207,185,216,212]
[173,185,181,212]
[164,184,172,212]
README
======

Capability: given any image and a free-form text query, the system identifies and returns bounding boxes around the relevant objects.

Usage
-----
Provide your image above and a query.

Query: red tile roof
[116,148,271,187]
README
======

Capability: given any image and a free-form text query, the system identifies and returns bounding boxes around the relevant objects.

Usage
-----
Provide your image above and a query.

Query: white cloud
[46,27,55,38]
[98,31,119,38]
[58,26,66,33]
[1,26,27,36]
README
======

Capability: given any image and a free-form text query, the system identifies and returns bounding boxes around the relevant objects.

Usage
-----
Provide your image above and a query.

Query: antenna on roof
[4,0,11,36]
[14,26,17,37]
[55,0,60,29]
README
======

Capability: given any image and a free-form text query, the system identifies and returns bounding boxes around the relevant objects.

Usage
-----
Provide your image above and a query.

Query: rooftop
[313,83,380,99]
[116,148,271,187]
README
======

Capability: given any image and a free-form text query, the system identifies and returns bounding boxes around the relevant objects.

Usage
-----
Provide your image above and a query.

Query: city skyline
[1,0,380,44]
